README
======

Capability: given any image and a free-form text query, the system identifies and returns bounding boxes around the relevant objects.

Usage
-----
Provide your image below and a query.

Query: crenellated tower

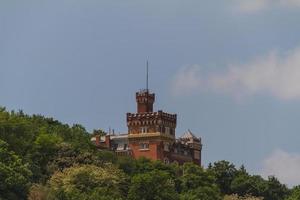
[127,88,177,161]
[126,64,177,162]
[136,89,155,113]
[92,63,202,165]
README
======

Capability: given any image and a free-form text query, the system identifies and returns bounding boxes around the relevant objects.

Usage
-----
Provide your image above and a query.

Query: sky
[1,0,300,186]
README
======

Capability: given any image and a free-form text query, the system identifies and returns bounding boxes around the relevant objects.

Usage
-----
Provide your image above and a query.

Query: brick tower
[127,88,177,162]
[92,65,202,165]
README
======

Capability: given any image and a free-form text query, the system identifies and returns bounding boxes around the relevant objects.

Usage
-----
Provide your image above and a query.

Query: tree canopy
[0,107,297,200]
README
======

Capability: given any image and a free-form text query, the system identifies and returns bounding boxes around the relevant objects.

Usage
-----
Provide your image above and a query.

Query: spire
[135,60,155,113]
[146,60,149,91]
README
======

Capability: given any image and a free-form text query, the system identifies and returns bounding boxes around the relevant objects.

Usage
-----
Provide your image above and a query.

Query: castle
[92,88,203,165]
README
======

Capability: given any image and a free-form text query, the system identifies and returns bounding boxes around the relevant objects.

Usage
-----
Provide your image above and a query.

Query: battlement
[136,89,154,96]
[136,89,155,98]
[135,89,155,113]
[127,110,177,122]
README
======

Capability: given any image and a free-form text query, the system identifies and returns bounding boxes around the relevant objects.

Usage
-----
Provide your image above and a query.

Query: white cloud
[172,48,300,100]
[236,0,270,13]
[211,49,300,100]
[261,149,300,186]
[234,0,300,13]
[171,65,203,96]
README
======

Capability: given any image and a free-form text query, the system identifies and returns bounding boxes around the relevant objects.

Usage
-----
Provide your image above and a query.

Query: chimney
[105,135,111,148]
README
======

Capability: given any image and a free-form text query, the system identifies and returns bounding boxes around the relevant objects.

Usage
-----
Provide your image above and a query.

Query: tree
[48,164,128,200]
[264,176,289,200]
[208,160,238,194]
[231,174,267,198]
[179,163,222,200]
[30,132,63,182]
[224,194,264,200]
[0,139,32,200]
[47,142,117,176]
[180,186,222,200]
[117,156,137,175]
[28,184,50,200]
[91,129,107,137]
[286,186,300,200]
[128,170,179,200]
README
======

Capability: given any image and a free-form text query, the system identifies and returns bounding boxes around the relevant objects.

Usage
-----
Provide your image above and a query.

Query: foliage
[0,139,32,200]
[179,163,222,200]
[128,169,179,200]
[265,176,289,200]
[231,174,267,197]
[91,129,107,137]
[286,186,300,200]
[28,184,50,200]
[180,186,222,200]
[0,107,297,200]
[48,164,128,200]
[47,143,117,174]
[224,194,264,200]
[208,160,238,194]
[230,174,289,200]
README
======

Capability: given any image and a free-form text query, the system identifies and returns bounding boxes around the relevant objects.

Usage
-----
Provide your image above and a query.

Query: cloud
[261,149,300,186]
[236,0,270,13]
[171,65,203,96]
[234,0,300,13]
[172,48,300,100]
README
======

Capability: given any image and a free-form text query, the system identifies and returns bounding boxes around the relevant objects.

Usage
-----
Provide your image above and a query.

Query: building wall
[129,140,162,160]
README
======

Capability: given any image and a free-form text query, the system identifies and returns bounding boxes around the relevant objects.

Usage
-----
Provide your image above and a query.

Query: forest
[0,107,299,200]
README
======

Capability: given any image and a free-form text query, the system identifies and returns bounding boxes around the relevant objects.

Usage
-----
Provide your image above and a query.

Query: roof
[180,129,200,141]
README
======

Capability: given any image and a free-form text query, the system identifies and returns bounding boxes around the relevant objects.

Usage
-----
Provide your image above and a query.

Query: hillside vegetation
[0,107,299,200]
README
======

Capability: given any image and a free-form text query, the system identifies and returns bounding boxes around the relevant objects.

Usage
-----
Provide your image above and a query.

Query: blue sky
[1,0,300,186]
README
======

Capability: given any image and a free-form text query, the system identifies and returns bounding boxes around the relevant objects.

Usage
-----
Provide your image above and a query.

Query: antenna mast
[146,60,149,91]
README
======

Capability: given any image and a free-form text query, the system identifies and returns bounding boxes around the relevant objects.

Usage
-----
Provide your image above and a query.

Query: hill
[0,107,299,200]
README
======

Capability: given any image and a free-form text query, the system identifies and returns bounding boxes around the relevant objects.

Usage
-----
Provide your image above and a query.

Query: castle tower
[180,130,203,165]
[126,64,177,161]
[136,89,155,113]
[127,89,177,161]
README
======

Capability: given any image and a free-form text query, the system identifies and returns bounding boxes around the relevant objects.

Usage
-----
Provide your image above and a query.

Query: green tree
[264,176,289,200]
[117,156,137,175]
[180,186,222,200]
[231,174,267,198]
[30,132,63,182]
[286,186,300,200]
[48,143,117,175]
[48,164,128,200]
[128,170,179,200]
[180,163,222,200]
[208,160,238,194]
[28,184,50,200]
[224,194,264,200]
[0,139,32,200]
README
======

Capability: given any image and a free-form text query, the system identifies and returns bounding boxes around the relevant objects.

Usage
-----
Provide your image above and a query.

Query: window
[165,127,170,134]
[124,144,128,150]
[164,143,170,152]
[140,127,148,133]
[139,143,149,150]
[164,158,170,164]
